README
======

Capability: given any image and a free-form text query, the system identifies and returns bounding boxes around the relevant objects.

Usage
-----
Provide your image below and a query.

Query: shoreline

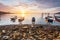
[0,24,60,27]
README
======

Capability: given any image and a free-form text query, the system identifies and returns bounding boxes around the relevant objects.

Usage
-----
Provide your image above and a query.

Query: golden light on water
[21,9,26,17]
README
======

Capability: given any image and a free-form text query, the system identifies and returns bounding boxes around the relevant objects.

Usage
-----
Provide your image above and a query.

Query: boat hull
[55,16,60,22]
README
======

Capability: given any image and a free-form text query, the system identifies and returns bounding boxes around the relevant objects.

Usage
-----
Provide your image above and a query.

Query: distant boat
[54,12,60,22]
[45,16,53,23]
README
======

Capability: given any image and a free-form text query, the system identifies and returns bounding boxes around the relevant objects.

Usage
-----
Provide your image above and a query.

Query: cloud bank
[0,0,60,13]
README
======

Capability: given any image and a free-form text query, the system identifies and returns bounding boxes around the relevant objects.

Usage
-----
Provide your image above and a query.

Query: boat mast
[41,13,43,19]
[47,13,50,16]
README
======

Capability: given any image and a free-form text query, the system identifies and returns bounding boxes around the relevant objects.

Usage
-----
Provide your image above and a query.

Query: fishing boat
[45,16,53,23]
[54,12,60,22]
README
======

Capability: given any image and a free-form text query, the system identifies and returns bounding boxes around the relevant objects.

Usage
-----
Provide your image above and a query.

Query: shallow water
[0,13,60,25]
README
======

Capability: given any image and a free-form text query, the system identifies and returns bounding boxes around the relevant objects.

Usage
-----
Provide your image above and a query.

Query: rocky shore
[0,24,60,40]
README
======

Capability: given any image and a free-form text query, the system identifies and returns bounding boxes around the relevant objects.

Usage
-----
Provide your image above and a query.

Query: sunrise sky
[0,0,60,13]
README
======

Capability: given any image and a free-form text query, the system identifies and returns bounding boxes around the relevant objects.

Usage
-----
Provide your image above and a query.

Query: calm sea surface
[0,13,60,25]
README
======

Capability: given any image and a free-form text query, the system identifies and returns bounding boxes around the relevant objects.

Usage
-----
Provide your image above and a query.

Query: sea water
[0,13,60,25]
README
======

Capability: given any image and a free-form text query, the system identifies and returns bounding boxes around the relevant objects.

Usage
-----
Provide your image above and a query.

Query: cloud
[39,7,60,13]
[50,7,60,13]
[0,3,12,12]
[0,0,60,13]
[35,0,60,7]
